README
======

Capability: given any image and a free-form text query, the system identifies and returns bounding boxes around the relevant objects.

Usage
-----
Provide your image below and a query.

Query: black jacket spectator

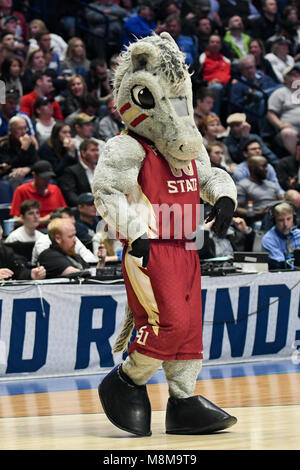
[38,245,90,278]
[57,162,91,207]
[0,244,33,280]
[0,135,38,175]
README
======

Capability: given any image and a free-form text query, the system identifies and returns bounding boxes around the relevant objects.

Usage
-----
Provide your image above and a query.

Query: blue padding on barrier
[0,359,299,397]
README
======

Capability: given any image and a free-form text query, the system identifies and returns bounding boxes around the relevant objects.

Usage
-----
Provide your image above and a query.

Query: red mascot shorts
[122,239,203,361]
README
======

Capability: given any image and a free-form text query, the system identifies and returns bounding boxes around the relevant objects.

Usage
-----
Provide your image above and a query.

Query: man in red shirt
[199,34,231,114]
[10,160,66,226]
[20,71,63,121]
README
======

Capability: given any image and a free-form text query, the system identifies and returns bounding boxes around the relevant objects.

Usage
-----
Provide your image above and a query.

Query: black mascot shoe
[98,365,152,436]
[165,395,237,434]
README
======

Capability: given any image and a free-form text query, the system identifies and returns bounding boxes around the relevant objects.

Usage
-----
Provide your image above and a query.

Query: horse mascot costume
[93,32,237,436]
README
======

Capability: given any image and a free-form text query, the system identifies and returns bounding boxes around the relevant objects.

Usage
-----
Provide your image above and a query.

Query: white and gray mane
[114,33,189,97]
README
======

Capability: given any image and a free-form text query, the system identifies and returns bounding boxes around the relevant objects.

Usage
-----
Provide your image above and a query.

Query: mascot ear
[160,32,179,49]
[131,41,157,72]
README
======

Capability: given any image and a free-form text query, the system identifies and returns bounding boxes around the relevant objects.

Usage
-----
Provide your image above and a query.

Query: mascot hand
[130,234,150,267]
[206,197,235,238]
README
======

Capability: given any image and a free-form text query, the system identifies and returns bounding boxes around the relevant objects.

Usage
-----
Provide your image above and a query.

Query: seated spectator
[74,192,101,248]
[0,224,46,280]
[122,2,165,47]
[31,207,98,265]
[0,56,23,98]
[62,74,88,117]
[165,14,198,66]
[10,160,66,227]
[64,93,101,135]
[267,65,300,156]
[0,0,28,40]
[265,36,295,83]
[72,113,101,152]
[279,5,300,57]
[33,97,57,146]
[35,30,62,76]
[20,71,64,121]
[199,33,231,114]
[223,15,251,60]
[235,156,283,226]
[232,138,284,196]
[98,96,124,141]
[37,217,105,278]
[0,30,23,68]
[193,87,218,129]
[4,199,44,245]
[28,19,67,62]
[61,37,90,79]
[275,144,300,192]
[0,15,27,58]
[0,116,38,187]
[4,199,44,261]
[230,54,279,133]
[262,201,300,270]
[0,87,36,140]
[199,114,234,171]
[22,48,47,94]
[206,142,230,172]
[108,53,120,82]
[248,0,281,44]
[38,122,78,177]
[285,190,300,227]
[223,112,279,165]
[58,139,100,207]
[193,16,213,55]
[248,38,278,82]
[85,59,113,108]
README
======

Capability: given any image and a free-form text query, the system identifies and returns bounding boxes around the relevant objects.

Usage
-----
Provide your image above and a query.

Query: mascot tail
[112,303,134,353]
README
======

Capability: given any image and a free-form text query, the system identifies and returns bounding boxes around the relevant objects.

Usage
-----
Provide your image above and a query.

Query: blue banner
[0,272,299,379]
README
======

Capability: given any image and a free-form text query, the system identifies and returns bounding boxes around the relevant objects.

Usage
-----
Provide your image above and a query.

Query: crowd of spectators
[0,0,300,277]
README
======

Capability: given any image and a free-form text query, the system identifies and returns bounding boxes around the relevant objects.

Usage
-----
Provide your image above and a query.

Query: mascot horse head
[114,32,203,169]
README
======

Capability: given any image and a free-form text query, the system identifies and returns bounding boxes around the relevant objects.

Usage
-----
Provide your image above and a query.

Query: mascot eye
[131,85,155,109]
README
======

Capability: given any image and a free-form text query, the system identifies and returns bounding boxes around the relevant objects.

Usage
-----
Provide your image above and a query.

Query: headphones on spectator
[269,201,297,226]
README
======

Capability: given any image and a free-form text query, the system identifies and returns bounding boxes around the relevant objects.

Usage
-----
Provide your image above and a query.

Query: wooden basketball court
[0,360,299,451]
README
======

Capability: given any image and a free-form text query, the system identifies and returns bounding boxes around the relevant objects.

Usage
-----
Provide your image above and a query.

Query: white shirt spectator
[5,225,45,243]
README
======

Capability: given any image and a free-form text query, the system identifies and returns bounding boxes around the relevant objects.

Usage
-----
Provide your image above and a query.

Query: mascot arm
[92,134,148,243]
[194,146,237,208]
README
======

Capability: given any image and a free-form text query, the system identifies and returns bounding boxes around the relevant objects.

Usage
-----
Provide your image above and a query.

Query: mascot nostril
[93,32,237,437]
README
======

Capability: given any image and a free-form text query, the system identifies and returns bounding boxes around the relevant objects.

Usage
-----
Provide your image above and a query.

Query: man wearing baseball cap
[74,192,100,247]
[10,160,66,227]
[223,112,279,164]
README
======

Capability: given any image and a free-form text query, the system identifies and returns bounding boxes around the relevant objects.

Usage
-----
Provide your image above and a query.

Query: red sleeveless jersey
[130,132,201,240]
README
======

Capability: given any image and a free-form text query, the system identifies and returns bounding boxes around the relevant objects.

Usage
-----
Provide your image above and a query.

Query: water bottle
[247,200,254,218]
